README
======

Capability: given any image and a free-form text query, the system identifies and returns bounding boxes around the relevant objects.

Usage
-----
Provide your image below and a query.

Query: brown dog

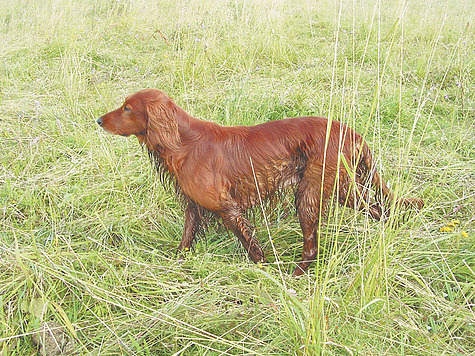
[97,89,423,276]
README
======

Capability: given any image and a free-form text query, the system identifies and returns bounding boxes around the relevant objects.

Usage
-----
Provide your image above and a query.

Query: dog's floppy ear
[145,99,180,151]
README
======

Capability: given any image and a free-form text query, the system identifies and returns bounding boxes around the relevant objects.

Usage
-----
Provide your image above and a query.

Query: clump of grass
[1,0,473,354]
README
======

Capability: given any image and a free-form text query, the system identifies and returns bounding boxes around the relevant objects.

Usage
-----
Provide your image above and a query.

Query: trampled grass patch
[1,0,473,354]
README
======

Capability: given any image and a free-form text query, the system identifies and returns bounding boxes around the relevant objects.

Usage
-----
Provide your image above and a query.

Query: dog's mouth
[121,131,146,138]
[97,126,129,137]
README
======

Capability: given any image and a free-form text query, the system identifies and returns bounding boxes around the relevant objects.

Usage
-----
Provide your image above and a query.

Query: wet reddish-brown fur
[98,89,423,276]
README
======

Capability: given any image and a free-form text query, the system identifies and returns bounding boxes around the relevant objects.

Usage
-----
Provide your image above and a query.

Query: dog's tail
[356,142,423,218]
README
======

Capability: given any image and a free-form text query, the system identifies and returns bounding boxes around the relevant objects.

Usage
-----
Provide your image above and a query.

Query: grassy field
[1,0,473,354]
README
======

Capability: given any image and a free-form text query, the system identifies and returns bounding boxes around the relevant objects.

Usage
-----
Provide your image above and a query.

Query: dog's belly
[228,157,304,209]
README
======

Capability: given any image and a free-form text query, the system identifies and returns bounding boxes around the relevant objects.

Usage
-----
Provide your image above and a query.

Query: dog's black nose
[96,117,103,126]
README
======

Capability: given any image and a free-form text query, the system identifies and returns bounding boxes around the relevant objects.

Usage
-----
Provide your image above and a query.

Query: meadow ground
[0,0,473,354]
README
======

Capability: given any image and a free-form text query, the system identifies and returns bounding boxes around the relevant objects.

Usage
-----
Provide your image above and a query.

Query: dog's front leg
[177,201,202,252]
[220,207,266,263]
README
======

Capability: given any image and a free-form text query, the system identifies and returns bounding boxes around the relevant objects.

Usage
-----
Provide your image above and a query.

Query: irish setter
[97,89,423,276]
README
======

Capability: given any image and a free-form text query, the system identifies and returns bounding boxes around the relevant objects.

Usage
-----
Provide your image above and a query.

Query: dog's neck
[174,105,219,143]
[140,103,210,175]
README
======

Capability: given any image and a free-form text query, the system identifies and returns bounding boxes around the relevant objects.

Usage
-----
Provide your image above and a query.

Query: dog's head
[97,89,179,149]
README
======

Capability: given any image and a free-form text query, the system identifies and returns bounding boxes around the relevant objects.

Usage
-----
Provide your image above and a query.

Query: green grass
[1,0,473,354]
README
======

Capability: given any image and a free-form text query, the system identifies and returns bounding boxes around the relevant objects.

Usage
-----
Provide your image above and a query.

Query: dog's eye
[123,105,132,112]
